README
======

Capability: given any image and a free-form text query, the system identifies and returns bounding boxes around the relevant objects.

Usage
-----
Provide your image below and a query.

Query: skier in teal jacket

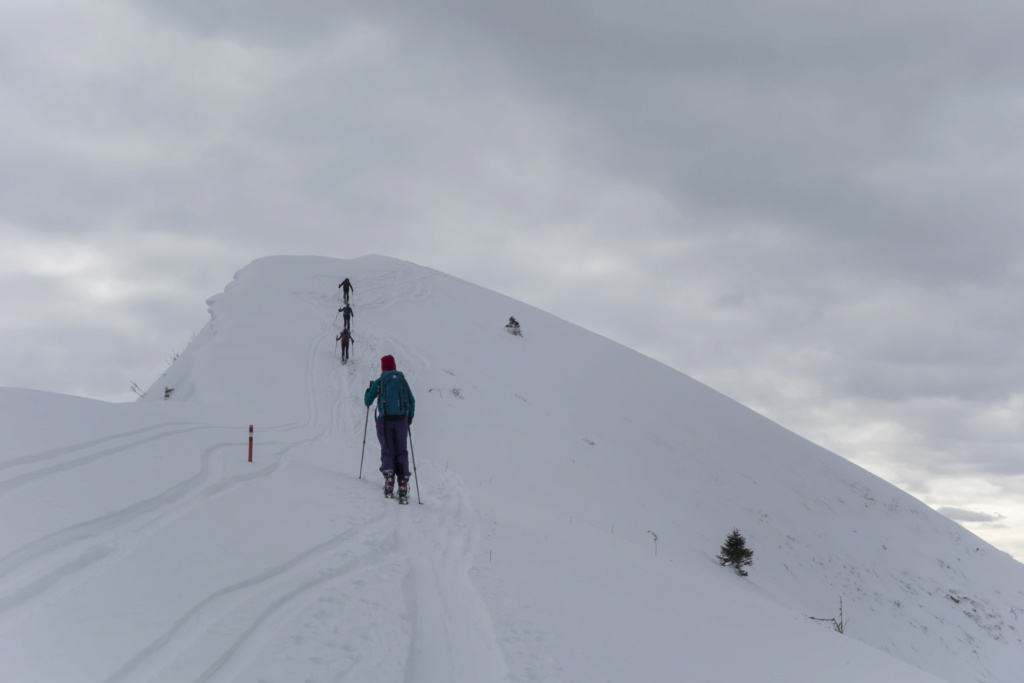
[364,355,415,499]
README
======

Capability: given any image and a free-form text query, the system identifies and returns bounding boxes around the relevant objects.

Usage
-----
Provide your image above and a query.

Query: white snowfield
[1,255,1021,683]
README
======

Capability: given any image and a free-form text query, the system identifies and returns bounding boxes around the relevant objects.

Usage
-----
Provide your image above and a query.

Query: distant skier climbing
[364,355,416,503]
[337,329,353,363]
[339,304,353,330]
[339,278,353,304]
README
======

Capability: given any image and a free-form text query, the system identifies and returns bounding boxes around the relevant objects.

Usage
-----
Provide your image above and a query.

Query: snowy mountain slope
[0,254,1020,682]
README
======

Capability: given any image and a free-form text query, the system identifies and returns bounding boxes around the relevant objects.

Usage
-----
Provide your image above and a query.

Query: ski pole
[359,402,370,479]
[334,308,341,323]
[408,426,422,504]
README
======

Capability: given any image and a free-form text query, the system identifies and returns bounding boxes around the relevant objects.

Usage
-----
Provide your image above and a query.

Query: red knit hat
[381,355,396,371]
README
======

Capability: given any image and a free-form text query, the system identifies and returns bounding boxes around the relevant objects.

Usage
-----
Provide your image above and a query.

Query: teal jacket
[364,371,415,420]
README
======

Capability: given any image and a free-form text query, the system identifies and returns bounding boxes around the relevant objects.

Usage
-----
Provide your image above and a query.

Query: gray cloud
[127,0,356,46]
[374,0,1024,284]
[937,507,1007,525]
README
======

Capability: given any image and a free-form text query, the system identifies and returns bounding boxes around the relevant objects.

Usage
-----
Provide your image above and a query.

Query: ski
[383,488,408,504]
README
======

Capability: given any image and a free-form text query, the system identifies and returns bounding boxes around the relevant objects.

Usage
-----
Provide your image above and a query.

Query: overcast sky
[3,0,1024,559]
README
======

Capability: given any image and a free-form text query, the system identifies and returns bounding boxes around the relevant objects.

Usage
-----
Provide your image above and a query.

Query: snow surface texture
[1,254,1021,683]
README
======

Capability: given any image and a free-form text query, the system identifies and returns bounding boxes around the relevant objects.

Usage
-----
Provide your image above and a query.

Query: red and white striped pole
[248,425,253,463]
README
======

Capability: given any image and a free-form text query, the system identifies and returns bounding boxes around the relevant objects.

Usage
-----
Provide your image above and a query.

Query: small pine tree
[717,528,754,576]
[505,316,522,336]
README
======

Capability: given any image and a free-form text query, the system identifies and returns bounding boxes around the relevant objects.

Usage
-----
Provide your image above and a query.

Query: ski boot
[383,471,395,498]
[398,479,409,504]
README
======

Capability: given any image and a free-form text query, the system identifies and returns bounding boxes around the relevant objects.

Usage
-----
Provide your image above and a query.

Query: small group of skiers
[336,278,354,363]
[334,277,418,503]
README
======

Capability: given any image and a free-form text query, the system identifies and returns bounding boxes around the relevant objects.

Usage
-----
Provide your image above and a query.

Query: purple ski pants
[376,417,410,481]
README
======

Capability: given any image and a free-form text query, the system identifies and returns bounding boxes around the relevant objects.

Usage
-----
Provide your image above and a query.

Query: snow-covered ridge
[1,254,1020,682]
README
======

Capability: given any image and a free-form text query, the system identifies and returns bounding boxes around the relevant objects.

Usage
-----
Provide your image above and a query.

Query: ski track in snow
[399,467,509,683]
[0,313,344,638]
[330,262,432,314]
[0,424,212,496]
[304,282,376,454]
[357,266,433,380]
[0,434,290,633]
[0,422,202,473]
[326,265,508,682]
[102,513,398,683]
